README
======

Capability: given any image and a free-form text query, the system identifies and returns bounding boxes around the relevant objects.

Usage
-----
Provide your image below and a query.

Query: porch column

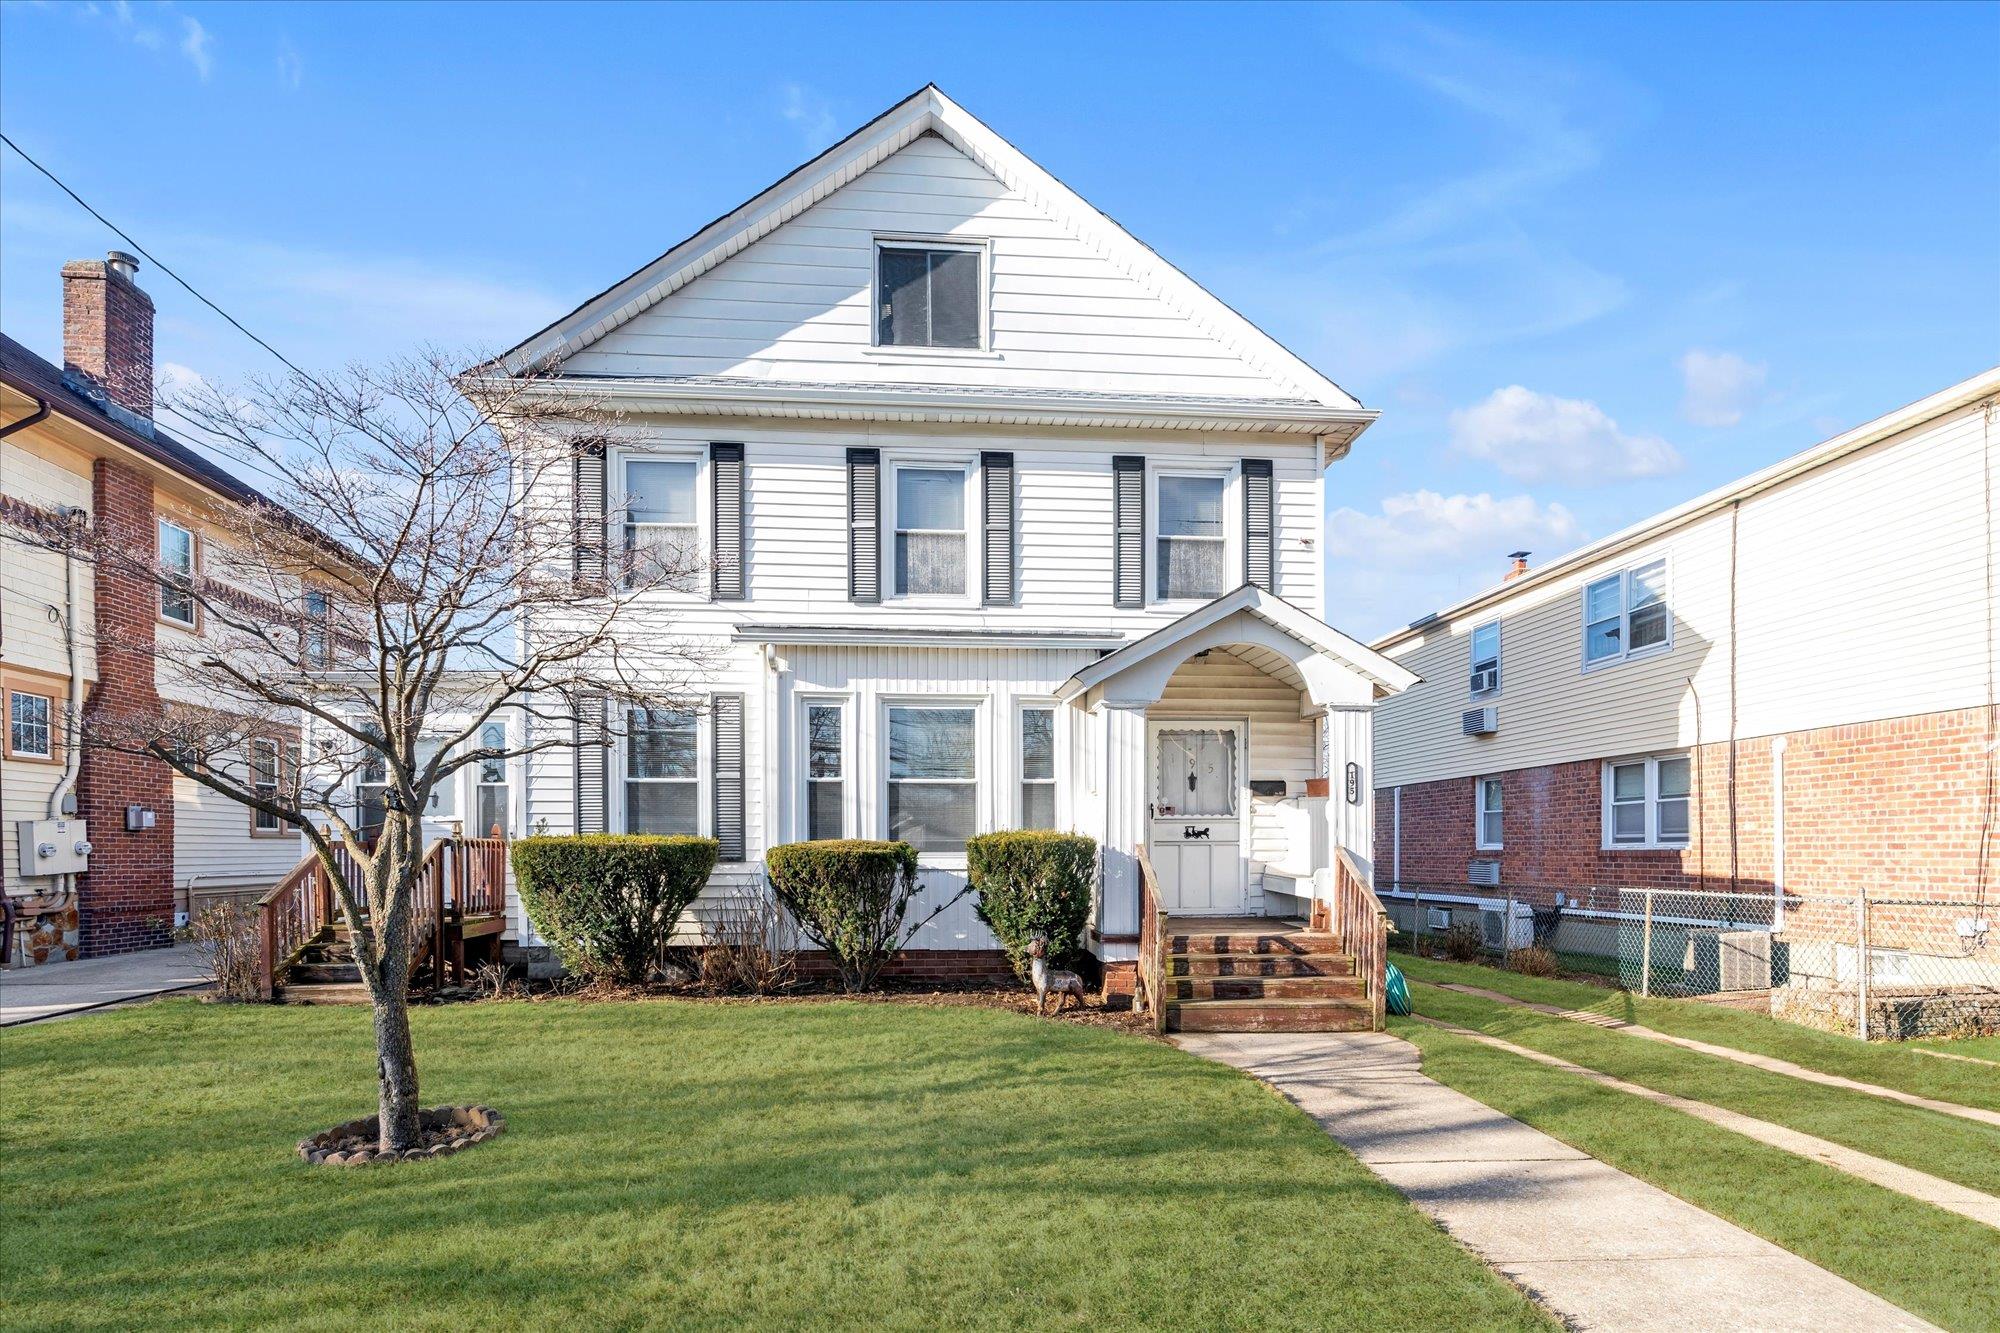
[1323,703,1376,885]
[1098,700,1151,938]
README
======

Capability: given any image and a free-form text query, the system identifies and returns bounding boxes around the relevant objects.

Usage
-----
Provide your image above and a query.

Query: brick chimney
[1504,550,1531,582]
[62,250,154,421]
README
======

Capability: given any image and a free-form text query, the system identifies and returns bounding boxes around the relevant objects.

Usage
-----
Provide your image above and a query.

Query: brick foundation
[795,948,1018,984]
[76,458,175,957]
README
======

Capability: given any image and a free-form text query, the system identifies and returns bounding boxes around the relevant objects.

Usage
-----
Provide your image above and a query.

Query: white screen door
[1148,722,1248,915]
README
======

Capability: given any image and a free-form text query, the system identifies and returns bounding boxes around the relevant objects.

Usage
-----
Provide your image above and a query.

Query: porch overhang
[1053,585,1420,708]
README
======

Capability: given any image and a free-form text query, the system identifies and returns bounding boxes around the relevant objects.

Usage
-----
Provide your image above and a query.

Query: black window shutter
[847,447,881,604]
[1243,458,1275,591]
[711,442,745,601]
[573,691,608,834]
[712,694,745,862]
[1112,455,1144,609]
[981,450,1015,606]
[572,445,607,589]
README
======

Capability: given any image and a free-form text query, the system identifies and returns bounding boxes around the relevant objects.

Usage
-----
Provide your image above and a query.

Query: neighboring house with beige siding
[1370,368,1999,983]
[1,254,325,966]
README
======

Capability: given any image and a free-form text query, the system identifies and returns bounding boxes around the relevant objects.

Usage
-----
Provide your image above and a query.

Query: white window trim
[1014,698,1061,830]
[1474,775,1504,851]
[1147,462,1238,609]
[796,693,853,842]
[885,455,980,608]
[1600,753,1692,851]
[471,719,513,839]
[157,516,199,629]
[613,444,709,600]
[618,703,707,838]
[869,233,995,356]
[879,694,988,867]
[1469,620,1501,698]
[1580,556,1673,672]
[8,689,54,759]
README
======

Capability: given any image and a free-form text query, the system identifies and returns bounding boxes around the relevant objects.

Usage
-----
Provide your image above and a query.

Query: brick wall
[76,459,175,956]
[1376,706,1998,904]
[795,948,1017,985]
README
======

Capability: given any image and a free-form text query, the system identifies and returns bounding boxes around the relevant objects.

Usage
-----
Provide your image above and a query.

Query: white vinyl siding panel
[1375,398,2000,788]
[562,136,1302,399]
[173,772,301,892]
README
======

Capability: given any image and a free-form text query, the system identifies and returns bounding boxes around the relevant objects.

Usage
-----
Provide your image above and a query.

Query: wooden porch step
[1163,973,1365,1001]
[276,981,373,1005]
[1166,952,1355,978]
[288,962,362,985]
[1165,997,1374,1034]
[1167,930,1340,956]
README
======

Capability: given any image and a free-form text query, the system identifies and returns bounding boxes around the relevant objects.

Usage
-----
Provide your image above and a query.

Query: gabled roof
[1056,585,1421,702]
[489,84,1363,416]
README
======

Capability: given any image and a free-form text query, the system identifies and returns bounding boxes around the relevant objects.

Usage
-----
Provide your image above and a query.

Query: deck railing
[253,835,507,999]
[1311,849,1390,1031]
[1136,845,1168,1035]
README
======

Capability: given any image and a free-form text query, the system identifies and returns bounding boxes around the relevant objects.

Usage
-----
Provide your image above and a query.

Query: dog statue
[1027,933,1087,1016]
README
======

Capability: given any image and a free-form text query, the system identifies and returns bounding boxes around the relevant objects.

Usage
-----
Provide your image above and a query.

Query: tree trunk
[373,992,424,1152]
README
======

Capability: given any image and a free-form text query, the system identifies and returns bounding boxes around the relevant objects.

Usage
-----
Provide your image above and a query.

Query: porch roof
[1053,585,1421,705]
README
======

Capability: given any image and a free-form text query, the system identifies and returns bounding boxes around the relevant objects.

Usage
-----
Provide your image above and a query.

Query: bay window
[626,708,699,835]
[1604,754,1691,848]
[887,705,977,854]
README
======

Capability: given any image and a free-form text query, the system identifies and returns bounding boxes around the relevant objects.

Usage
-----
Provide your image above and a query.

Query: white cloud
[1326,489,1581,569]
[276,37,303,90]
[1450,385,1680,484]
[778,83,838,152]
[178,15,212,81]
[1678,348,1768,427]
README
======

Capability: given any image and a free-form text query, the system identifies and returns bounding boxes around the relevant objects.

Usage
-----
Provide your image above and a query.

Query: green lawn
[0,998,1548,1332]
[1402,980,2000,1197]
[1392,1018,2000,1331]
[1394,952,2000,1112]
[1914,1034,2000,1064]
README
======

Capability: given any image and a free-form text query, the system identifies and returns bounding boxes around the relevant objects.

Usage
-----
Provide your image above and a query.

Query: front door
[1148,721,1248,915]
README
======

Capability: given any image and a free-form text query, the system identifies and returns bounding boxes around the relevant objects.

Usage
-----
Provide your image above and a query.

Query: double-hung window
[1470,621,1501,696]
[876,241,982,349]
[1583,558,1669,666]
[804,702,845,841]
[626,708,698,835]
[893,465,968,598]
[887,705,977,854]
[1019,706,1056,829]
[1157,473,1226,601]
[474,722,509,838]
[250,738,283,834]
[8,689,53,759]
[1604,755,1690,848]
[623,459,699,589]
[1475,776,1503,850]
[158,518,197,627]
[302,589,331,670]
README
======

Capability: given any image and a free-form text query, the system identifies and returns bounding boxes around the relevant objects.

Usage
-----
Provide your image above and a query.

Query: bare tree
[67,350,708,1153]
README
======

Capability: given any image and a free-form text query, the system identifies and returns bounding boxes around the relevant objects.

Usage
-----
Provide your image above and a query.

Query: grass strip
[1406,981,2000,1197]
[0,997,1550,1331]
[1393,1017,2000,1332]
[1394,951,2000,1113]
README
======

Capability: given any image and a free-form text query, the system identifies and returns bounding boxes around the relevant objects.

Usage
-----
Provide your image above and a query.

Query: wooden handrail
[1313,848,1390,1031]
[1136,844,1168,1035]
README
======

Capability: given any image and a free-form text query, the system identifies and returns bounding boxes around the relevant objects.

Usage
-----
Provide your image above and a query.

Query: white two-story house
[482,86,1415,996]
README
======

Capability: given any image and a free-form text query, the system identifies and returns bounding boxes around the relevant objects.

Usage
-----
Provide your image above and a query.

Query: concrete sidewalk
[1178,1030,1935,1332]
[0,944,209,1026]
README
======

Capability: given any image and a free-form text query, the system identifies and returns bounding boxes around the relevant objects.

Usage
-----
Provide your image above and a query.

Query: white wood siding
[1376,397,2000,788]
[564,136,1303,399]
[173,774,300,894]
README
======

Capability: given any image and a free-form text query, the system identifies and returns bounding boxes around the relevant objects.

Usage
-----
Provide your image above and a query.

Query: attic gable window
[876,241,982,349]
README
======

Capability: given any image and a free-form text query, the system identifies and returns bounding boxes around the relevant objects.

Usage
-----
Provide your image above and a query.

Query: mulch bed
[298,1105,505,1166]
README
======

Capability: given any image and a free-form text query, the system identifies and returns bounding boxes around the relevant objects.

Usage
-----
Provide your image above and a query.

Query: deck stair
[1160,918,1373,1033]
[277,926,373,1005]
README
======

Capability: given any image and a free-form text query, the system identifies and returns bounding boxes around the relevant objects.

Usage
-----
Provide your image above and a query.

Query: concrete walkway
[1178,1031,1935,1332]
[1439,982,2000,1130]
[0,944,209,1026]
[1410,1014,2000,1232]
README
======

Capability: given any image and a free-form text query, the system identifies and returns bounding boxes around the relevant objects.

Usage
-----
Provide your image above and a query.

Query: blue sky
[4,1,1995,637]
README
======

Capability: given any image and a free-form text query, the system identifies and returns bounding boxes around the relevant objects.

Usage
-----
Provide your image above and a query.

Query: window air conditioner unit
[1462,706,1498,736]
[1467,858,1501,887]
[1478,899,1534,951]
[1426,906,1452,930]
[1469,665,1499,695]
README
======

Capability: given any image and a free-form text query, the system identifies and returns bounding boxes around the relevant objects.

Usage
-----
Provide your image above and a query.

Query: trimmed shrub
[966,830,1096,980]
[1508,945,1560,978]
[511,835,718,985]
[764,840,919,993]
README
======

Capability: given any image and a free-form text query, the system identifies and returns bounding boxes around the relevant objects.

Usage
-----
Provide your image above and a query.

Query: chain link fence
[1384,881,1999,1042]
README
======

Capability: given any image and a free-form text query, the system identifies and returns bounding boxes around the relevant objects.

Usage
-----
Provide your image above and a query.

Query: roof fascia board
[732,625,1126,650]
[1374,365,2000,651]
